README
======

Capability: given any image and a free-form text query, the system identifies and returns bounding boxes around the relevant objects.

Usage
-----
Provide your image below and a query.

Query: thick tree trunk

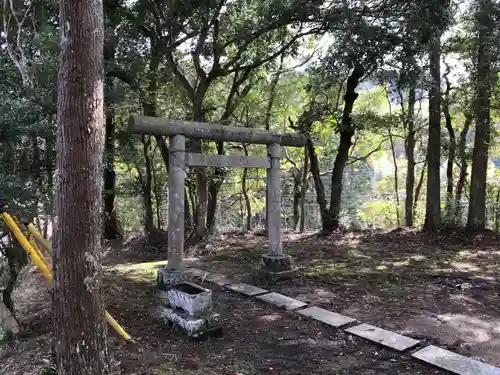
[328,64,365,231]
[467,0,494,231]
[404,86,416,227]
[53,0,110,372]
[455,114,472,222]
[423,34,442,232]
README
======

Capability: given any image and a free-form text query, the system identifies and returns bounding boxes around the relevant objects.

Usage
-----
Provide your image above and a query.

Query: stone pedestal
[259,254,298,281]
[159,281,222,339]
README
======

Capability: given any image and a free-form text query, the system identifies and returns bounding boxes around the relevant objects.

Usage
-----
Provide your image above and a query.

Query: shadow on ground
[2,251,448,375]
[188,229,500,367]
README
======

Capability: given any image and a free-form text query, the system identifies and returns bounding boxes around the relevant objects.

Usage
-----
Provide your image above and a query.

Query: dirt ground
[1,229,499,374]
[190,229,500,367]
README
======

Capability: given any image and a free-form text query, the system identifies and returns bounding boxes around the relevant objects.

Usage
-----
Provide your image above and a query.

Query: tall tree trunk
[455,113,472,222]
[151,156,162,228]
[206,141,224,233]
[102,31,120,239]
[292,170,301,230]
[328,64,365,231]
[413,158,427,225]
[53,0,110,372]
[139,136,155,236]
[404,85,416,227]
[467,0,495,231]
[423,34,442,232]
[103,90,120,239]
[241,145,252,231]
[443,63,456,224]
[299,145,309,233]
[307,137,332,230]
[388,129,401,227]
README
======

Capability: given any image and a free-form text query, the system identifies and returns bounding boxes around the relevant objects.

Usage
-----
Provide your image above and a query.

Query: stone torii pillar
[259,143,298,279]
[128,115,306,287]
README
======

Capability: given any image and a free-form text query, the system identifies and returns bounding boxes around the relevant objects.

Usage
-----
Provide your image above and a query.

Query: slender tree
[467,0,496,231]
[423,33,442,231]
[52,0,110,373]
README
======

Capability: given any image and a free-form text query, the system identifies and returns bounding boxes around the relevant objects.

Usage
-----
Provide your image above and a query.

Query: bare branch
[347,139,387,166]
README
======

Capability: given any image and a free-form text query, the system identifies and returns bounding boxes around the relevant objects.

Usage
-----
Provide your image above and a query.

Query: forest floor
[1,229,499,374]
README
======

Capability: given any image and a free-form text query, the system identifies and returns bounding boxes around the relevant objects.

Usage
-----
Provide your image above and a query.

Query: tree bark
[53,0,110,372]
[103,90,120,239]
[328,64,365,231]
[455,113,472,222]
[467,0,494,231]
[423,34,442,232]
[138,136,155,236]
[388,129,400,227]
[241,144,252,231]
[404,86,416,227]
[306,137,331,230]
[413,158,427,225]
[299,145,309,232]
[443,64,456,224]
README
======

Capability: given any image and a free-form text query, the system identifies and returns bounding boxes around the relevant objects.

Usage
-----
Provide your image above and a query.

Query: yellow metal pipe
[1,212,53,284]
[26,223,52,256]
[104,311,133,342]
[28,234,49,264]
[4,215,134,343]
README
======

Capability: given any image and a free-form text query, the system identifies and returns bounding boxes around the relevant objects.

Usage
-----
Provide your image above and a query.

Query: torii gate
[128,115,306,287]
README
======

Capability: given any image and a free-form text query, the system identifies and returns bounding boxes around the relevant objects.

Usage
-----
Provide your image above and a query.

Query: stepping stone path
[256,292,307,310]
[196,268,500,374]
[344,323,420,351]
[185,268,208,277]
[296,306,356,328]
[204,273,232,286]
[227,283,268,296]
[412,345,500,375]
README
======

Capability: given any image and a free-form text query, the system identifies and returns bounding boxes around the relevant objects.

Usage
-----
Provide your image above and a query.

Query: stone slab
[204,273,232,286]
[256,292,307,310]
[227,283,269,297]
[412,345,500,375]
[184,268,208,278]
[296,306,356,328]
[344,323,419,351]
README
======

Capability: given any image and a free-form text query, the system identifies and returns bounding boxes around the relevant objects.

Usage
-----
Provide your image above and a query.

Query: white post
[167,134,185,270]
[267,143,282,255]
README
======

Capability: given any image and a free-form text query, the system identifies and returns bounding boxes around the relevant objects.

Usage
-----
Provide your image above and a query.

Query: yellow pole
[28,233,49,264]
[1,212,53,284]
[26,223,52,256]
[2,214,134,343]
[12,218,50,263]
